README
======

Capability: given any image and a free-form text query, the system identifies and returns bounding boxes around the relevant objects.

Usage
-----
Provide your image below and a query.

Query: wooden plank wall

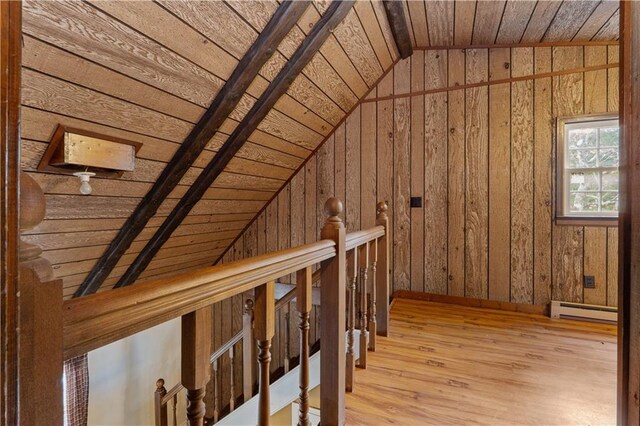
[227,44,620,309]
[204,43,620,418]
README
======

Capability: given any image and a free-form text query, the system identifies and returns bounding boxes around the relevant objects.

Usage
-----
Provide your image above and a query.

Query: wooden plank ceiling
[20,0,619,299]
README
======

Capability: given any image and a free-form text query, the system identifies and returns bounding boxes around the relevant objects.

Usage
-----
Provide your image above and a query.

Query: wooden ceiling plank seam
[156,0,338,135]
[353,1,394,72]
[424,0,454,47]
[22,0,223,107]
[22,34,204,123]
[543,0,602,42]
[297,6,369,99]
[371,0,400,61]
[405,0,430,48]
[112,0,357,290]
[573,1,619,41]
[382,0,414,60]
[471,0,507,45]
[593,9,620,41]
[358,0,395,69]
[494,1,538,45]
[521,0,563,43]
[72,0,309,297]
[454,0,477,46]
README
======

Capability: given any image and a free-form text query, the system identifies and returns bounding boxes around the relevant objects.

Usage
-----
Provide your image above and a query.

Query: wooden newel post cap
[156,378,166,390]
[376,201,388,216]
[324,197,343,223]
[20,172,46,232]
[245,298,254,312]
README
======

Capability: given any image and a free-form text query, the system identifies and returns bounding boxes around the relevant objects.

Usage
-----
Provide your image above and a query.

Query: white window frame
[556,114,620,226]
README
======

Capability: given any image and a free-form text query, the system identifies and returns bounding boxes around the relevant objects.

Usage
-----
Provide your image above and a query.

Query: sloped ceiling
[21,0,619,299]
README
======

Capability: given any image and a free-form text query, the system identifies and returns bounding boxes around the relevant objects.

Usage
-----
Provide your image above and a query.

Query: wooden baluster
[297,267,312,426]
[255,281,275,425]
[18,172,64,425]
[229,347,235,412]
[172,394,178,426]
[345,249,357,392]
[213,358,219,423]
[182,307,212,426]
[358,243,370,368]
[242,299,256,402]
[154,379,168,426]
[320,198,347,425]
[284,302,290,374]
[369,240,378,351]
[375,201,390,336]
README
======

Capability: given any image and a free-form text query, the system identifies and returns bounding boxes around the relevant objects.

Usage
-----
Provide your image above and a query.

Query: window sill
[555,216,619,227]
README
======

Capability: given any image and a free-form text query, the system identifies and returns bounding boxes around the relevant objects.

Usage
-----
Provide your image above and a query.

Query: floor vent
[550,301,617,323]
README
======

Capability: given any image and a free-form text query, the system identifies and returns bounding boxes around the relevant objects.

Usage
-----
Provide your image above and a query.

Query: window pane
[602,171,619,191]
[569,148,598,168]
[601,192,619,212]
[599,148,619,167]
[568,128,598,148]
[599,127,619,147]
[570,192,600,212]
[570,171,599,191]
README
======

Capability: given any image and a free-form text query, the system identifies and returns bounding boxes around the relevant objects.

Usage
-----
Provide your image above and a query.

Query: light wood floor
[345,298,617,425]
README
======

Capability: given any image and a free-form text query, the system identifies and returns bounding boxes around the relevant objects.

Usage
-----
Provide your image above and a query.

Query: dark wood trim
[413,40,620,51]
[114,1,356,288]
[393,291,549,316]
[618,1,639,424]
[74,0,310,296]
[555,217,618,227]
[362,63,620,103]
[382,0,413,59]
[0,1,21,423]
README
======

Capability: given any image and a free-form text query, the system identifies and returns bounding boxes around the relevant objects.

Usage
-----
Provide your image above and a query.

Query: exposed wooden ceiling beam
[383,0,413,59]
[114,0,356,289]
[74,1,310,297]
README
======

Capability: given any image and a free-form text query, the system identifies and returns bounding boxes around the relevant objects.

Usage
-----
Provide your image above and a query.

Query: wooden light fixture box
[38,125,141,177]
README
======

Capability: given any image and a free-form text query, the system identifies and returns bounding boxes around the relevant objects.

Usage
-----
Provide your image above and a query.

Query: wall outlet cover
[584,275,596,289]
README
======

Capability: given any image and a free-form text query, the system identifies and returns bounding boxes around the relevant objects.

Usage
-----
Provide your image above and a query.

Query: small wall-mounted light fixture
[38,125,142,195]
[72,171,96,195]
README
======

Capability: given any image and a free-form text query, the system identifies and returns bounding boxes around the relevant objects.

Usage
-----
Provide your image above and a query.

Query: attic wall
[225,44,620,308]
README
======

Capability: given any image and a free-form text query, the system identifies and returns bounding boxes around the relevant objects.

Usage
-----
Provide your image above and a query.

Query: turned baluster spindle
[181,308,212,426]
[255,281,275,425]
[376,201,390,336]
[358,242,370,369]
[345,249,358,392]
[229,347,235,412]
[284,303,291,374]
[369,239,378,351]
[242,299,255,402]
[172,394,178,426]
[297,267,312,426]
[154,379,168,426]
[320,198,347,425]
[212,359,219,422]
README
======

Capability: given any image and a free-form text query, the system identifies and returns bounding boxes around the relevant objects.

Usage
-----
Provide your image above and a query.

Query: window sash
[557,114,619,220]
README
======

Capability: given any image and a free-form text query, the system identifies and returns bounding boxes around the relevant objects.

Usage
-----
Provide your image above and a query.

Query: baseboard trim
[392,290,549,316]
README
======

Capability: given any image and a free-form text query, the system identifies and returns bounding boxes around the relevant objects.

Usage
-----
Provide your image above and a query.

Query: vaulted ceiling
[21,0,619,299]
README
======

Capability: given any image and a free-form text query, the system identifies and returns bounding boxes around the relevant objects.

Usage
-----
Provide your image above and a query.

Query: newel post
[242,299,256,402]
[181,307,212,426]
[320,198,346,426]
[19,172,64,425]
[375,201,390,336]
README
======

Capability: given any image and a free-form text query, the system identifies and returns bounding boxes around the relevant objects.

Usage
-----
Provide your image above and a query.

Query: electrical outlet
[410,197,423,208]
[584,275,596,289]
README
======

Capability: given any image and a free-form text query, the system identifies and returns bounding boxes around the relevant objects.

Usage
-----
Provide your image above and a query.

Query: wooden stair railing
[46,197,389,426]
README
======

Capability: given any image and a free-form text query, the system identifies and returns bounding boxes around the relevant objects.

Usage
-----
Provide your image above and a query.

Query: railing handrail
[210,329,244,364]
[63,239,336,360]
[345,226,385,250]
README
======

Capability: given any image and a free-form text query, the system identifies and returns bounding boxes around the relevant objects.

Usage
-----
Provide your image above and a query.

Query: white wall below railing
[87,318,184,425]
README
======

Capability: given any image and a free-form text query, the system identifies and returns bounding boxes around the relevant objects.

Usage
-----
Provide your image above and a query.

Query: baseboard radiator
[550,301,617,323]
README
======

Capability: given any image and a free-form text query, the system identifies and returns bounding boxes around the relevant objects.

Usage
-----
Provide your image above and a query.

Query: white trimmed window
[557,115,620,223]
